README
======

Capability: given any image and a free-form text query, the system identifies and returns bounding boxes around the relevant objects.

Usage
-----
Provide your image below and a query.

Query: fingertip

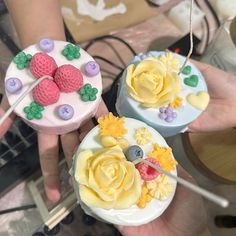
[115,224,123,231]
[180,126,189,133]
[186,124,196,133]
[95,99,109,119]
[45,187,61,203]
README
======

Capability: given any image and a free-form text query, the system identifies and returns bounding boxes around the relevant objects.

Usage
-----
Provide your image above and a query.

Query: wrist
[6,0,66,49]
[20,33,66,49]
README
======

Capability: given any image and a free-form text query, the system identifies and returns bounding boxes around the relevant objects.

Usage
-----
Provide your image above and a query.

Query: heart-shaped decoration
[181,65,192,75]
[184,75,198,87]
[186,91,210,110]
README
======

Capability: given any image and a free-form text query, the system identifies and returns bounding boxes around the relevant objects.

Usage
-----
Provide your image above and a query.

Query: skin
[188,60,236,132]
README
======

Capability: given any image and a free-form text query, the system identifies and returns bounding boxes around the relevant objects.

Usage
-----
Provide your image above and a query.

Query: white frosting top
[5,41,102,134]
[72,118,177,226]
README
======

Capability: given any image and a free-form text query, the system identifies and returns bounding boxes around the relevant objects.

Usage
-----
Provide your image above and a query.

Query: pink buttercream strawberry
[32,78,60,106]
[29,52,57,79]
[137,157,160,181]
[54,64,84,93]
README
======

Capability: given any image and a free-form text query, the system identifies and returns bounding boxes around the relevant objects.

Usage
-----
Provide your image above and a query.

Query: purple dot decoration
[85,61,100,77]
[38,38,54,53]
[165,116,174,123]
[58,104,74,120]
[5,77,23,94]
[159,106,177,123]
[140,54,148,60]
[159,112,167,120]
[147,51,155,57]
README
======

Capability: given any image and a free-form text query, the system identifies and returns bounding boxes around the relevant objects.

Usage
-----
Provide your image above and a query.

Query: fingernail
[180,127,189,133]
[46,189,61,203]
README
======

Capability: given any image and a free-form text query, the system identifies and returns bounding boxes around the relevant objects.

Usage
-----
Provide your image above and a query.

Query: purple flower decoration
[159,106,177,123]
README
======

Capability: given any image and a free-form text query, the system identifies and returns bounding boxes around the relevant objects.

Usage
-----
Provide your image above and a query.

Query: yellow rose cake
[116,52,210,137]
[72,113,177,226]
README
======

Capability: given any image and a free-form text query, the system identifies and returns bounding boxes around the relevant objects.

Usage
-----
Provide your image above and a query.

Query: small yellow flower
[146,174,173,200]
[159,52,181,73]
[100,135,129,150]
[98,113,127,138]
[135,127,152,145]
[148,144,177,171]
[170,96,183,108]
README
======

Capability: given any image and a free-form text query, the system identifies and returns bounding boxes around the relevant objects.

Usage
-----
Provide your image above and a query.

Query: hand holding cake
[0,0,110,203]
[4,40,103,134]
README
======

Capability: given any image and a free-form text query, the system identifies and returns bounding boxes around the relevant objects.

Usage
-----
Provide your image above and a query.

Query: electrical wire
[88,40,127,67]
[63,23,134,75]
[93,55,124,71]
[195,0,210,55]
[84,35,137,56]
[64,22,76,44]
[64,21,137,57]
[100,68,119,77]
[204,0,220,27]
[0,204,36,215]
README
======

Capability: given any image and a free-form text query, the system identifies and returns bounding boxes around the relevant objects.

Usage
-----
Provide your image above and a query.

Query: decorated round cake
[116,51,210,137]
[72,113,177,226]
[4,39,102,134]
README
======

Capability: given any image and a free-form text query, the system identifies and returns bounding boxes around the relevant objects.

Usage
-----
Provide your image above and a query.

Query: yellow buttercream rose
[126,56,181,107]
[74,145,141,209]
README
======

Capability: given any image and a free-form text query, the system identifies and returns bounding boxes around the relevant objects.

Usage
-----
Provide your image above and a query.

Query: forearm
[5,0,65,48]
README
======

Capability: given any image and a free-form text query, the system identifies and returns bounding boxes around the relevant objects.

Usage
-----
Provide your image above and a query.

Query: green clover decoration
[61,43,81,60]
[23,101,44,120]
[13,51,32,70]
[79,83,98,102]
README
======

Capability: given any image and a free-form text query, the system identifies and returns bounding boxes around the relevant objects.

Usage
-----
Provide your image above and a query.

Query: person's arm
[1,0,66,137]
[5,0,65,48]
[2,0,68,202]
[3,1,108,203]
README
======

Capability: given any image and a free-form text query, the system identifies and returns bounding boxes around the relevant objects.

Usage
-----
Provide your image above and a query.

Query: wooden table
[183,130,236,184]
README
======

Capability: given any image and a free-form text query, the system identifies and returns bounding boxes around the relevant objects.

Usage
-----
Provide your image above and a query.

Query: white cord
[134,158,229,208]
[179,0,194,74]
[0,75,53,126]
